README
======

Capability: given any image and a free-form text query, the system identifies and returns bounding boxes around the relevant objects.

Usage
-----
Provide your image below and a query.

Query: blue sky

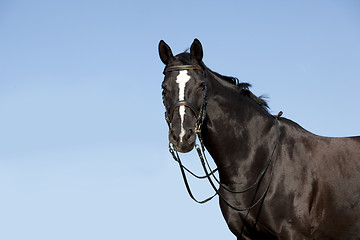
[0,1,359,239]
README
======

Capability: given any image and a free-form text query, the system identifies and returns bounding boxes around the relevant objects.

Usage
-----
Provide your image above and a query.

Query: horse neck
[203,70,277,185]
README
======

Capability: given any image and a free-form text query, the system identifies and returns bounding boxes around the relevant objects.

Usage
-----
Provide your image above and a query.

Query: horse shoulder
[275,122,360,237]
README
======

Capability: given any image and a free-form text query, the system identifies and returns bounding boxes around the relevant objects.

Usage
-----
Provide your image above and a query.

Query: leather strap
[164,65,202,73]
[169,100,199,121]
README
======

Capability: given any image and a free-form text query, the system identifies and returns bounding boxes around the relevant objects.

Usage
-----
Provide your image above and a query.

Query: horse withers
[159,39,360,240]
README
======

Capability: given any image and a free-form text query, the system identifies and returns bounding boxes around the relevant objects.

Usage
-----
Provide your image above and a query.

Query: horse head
[159,39,206,153]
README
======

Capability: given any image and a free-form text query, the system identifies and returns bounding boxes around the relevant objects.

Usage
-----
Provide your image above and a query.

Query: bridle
[163,64,219,203]
[162,64,282,215]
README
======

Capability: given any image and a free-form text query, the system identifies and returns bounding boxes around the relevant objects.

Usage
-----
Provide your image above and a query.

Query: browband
[164,65,202,73]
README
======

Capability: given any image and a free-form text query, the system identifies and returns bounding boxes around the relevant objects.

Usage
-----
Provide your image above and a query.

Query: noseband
[168,100,199,122]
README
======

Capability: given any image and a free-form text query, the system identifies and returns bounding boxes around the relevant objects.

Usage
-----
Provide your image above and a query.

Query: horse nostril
[171,131,178,142]
[188,129,193,136]
[186,129,194,141]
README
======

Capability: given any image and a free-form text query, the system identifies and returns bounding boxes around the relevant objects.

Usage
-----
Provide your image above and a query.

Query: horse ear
[159,40,174,65]
[190,38,203,62]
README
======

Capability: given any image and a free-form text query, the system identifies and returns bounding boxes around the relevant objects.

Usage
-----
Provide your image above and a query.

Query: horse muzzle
[169,128,196,153]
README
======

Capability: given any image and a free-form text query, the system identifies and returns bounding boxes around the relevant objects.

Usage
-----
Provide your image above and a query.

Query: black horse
[159,39,360,240]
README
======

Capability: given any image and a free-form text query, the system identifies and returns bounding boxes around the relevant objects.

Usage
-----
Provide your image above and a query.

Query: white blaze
[175,70,191,142]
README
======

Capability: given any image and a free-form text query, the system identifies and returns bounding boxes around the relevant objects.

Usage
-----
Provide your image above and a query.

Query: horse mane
[201,63,269,111]
[174,52,269,111]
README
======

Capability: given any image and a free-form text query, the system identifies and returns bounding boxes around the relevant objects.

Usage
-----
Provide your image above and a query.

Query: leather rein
[163,64,281,212]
